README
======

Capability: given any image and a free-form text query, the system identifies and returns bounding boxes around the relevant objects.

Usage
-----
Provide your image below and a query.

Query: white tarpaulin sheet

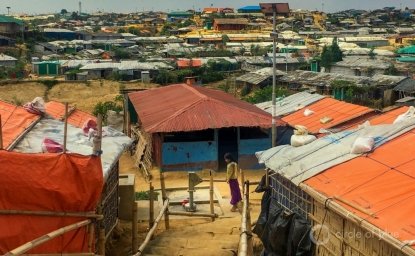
[13,118,132,179]
[256,119,415,185]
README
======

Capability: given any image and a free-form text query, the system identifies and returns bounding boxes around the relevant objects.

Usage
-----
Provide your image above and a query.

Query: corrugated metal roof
[0,100,40,149]
[214,18,249,25]
[236,67,285,85]
[256,92,325,117]
[176,59,202,68]
[282,98,374,134]
[0,54,17,61]
[366,106,409,125]
[45,101,96,128]
[393,78,415,93]
[129,84,284,133]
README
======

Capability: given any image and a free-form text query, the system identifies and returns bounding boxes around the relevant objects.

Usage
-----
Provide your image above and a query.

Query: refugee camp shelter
[32,61,61,76]
[256,111,415,256]
[0,99,132,253]
[128,83,284,171]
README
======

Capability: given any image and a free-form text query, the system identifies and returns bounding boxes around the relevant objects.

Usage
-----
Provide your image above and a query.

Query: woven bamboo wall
[311,200,407,256]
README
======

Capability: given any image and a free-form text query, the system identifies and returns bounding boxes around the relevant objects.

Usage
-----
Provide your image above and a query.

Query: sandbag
[393,106,415,124]
[351,137,374,154]
[293,125,309,135]
[291,134,317,147]
[303,108,314,116]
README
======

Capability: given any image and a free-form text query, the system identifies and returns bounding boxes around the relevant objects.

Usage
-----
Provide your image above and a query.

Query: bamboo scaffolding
[6,220,91,256]
[209,171,215,222]
[87,222,94,253]
[238,181,253,256]
[134,199,170,256]
[0,209,103,219]
[299,183,415,256]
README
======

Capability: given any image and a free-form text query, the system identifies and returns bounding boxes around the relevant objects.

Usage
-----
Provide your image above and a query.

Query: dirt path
[109,152,265,256]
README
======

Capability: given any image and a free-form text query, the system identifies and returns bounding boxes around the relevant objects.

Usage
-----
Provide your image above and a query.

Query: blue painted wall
[239,138,271,169]
[162,141,217,171]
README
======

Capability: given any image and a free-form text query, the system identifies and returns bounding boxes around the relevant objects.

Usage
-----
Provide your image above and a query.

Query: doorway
[218,127,238,171]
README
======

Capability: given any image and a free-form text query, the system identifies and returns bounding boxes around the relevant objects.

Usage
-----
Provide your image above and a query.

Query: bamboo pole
[209,171,215,222]
[0,209,103,219]
[159,171,169,230]
[87,222,94,253]
[149,182,154,228]
[6,220,91,256]
[21,254,97,256]
[168,211,218,218]
[333,196,376,218]
[96,204,105,256]
[134,199,169,256]
[299,183,415,256]
[132,201,139,254]
[0,115,3,150]
[63,103,68,153]
[98,228,105,256]
[93,114,103,156]
[238,181,253,256]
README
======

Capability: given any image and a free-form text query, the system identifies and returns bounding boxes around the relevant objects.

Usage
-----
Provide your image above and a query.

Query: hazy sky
[2,0,414,15]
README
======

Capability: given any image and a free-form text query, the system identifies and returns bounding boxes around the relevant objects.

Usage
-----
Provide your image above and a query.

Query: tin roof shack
[213,18,248,31]
[236,67,285,90]
[0,15,24,36]
[43,28,77,40]
[393,77,415,99]
[0,54,17,67]
[128,84,285,171]
[329,56,392,77]
[32,61,61,76]
[256,120,415,256]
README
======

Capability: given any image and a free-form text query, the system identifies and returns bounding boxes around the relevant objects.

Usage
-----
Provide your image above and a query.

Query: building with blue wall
[128,83,285,171]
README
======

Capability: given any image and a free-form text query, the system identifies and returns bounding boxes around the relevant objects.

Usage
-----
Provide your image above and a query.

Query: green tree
[114,48,131,59]
[60,9,68,15]
[118,28,126,33]
[368,47,376,60]
[128,27,140,35]
[244,86,287,104]
[320,45,333,70]
[331,38,343,62]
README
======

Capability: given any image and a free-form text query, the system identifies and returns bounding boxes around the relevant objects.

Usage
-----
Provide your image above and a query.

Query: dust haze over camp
[0,0,415,256]
[2,0,415,13]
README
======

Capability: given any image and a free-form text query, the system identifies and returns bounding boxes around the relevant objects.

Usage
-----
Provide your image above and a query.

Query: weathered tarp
[0,151,103,254]
[256,119,415,185]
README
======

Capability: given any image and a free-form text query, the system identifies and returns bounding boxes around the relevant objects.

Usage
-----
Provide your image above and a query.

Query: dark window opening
[163,129,214,142]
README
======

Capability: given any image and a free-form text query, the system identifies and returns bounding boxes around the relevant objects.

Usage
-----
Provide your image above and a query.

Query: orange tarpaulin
[306,130,415,249]
[0,100,40,149]
[0,151,103,254]
[282,98,374,134]
[45,101,96,128]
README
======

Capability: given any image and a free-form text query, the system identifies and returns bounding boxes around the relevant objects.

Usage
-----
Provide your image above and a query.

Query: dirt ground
[107,152,265,256]
[0,80,158,113]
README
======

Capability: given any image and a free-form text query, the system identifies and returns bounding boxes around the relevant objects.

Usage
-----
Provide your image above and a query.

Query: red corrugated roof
[0,100,40,149]
[45,101,96,128]
[177,59,202,68]
[306,130,415,249]
[282,98,374,134]
[128,84,283,133]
